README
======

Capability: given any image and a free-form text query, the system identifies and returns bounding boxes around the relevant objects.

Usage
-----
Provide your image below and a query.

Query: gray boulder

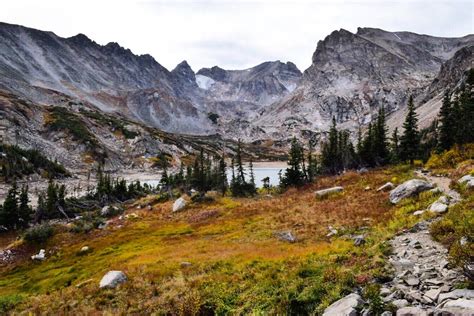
[99,270,127,289]
[31,249,46,261]
[429,202,448,213]
[172,197,187,212]
[389,179,434,204]
[458,175,474,184]
[438,289,474,303]
[322,293,364,316]
[315,186,343,198]
[396,306,430,316]
[353,235,366,246]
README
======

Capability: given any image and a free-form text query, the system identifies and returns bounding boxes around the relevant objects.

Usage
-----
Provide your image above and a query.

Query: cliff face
[0,22,472,148]
[253,28,473,141]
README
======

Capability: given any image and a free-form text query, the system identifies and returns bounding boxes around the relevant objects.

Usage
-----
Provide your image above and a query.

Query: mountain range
[0,22,472,167]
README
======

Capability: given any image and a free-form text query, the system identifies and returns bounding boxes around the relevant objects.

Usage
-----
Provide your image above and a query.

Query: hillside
[0,158,472,314]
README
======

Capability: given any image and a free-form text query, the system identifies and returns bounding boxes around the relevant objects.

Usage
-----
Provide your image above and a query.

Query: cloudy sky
[1,0,472,71]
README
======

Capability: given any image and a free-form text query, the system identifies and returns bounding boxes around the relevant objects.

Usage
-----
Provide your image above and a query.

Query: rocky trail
[380,172,473,315]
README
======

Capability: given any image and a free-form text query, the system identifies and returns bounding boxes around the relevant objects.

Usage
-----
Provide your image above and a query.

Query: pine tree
[400,95,420,164]
[437,91,454,151]
[235,141,246,186]
[282,137,305,187]
[45,179,58,218]
[390,127,400,163]
[321,117,341,174]
[18,185,31,228]
[1,181,18,228]
[374,107,389,165]
[218,155,227,196]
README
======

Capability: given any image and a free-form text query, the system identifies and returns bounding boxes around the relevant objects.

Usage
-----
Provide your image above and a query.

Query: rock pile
[381,220,474,315]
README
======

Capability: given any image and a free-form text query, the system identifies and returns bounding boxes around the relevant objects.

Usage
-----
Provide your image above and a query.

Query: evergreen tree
[390,127,400,163]
[282,137,305,187]
[217,155,227,196]
[400,96,420,164]
[0,181,18,228]
[321,117,340,174]
[18,185,31,228]
[437,91,455,151]
[373,107,390,165]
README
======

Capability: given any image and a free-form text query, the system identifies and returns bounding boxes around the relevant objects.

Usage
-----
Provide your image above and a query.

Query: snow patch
[195,74,215,90]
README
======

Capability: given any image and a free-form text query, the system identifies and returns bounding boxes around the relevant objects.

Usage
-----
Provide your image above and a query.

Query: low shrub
[0,295,22,313]
[23,224,54,243]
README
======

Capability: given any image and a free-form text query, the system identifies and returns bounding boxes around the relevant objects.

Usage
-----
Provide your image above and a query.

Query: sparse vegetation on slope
[0,165,441,314]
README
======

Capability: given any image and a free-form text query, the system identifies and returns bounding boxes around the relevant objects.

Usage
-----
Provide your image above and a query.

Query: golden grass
[0,165,422,314]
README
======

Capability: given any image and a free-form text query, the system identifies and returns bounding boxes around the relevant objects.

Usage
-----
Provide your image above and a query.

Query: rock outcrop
[389,179,434,204]
[322,293,364,316]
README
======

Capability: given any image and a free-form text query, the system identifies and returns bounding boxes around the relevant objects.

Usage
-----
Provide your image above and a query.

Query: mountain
[0,22,472,158]
[252,28,474,142]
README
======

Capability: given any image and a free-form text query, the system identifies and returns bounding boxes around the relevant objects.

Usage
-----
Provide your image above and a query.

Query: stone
[315,186,344,198]
[381,312,393,316]
[389,179,434,204]
[442,298,474,310]
[413,210,425,216]
[180,261,192,268]
[392,299,409,308]
[429,202,448,213]
[405,277,420,286]
[429,187,442,195]
[458,174,474,185]
[438,289,474,303]
[101,205,111,216]
[464,263,474,281]
[380,287,391,296]
[364,186,371,191]
[172,197,187,212]
[99,271,127,289]
[377,182,395,192]
[437,196,450,205]
[358,168,369,174]
[31,249,46,261]
[353,235,365,246]
[327,226,338,237]
[460,236,468,246]
[79,246,90,253]
[396,306,429,316]
[275,231,297,243]
[424,288,441,302]
[322,293,364,316]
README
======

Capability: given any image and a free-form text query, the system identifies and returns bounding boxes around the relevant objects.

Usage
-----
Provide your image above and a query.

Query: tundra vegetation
[0,81,472,314]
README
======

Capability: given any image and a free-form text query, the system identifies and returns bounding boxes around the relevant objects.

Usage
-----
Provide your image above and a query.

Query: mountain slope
[252,28,473,141]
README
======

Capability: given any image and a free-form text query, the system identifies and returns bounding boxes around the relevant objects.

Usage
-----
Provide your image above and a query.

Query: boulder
[389,179,434,204]
[458,175,474,184]
[315,186,343,198]
[438,289,474,303]
[172,197,187,212]
[275,231,297,243]
[79,246,90,253]
[429,202,448,213]
[441,298,474,310]
[377,182,395,192]
[413,210,425,216]
[99,271,127,289]
[364,186,371,191]
[322,293,364,316]
[424,288,441,301]
[396,306,429,316]
[437,195,450,205]
[392,299,409,308]
[101,205,111,216]
[31,249,46,261]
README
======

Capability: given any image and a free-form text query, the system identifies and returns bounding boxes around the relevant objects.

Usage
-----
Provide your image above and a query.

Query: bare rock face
[389,179,434,204]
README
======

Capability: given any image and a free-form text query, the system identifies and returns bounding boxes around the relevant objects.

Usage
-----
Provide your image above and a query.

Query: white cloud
[1,0,472,72]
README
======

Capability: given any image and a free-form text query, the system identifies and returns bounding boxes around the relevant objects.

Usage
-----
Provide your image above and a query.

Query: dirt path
[380,173,473,314]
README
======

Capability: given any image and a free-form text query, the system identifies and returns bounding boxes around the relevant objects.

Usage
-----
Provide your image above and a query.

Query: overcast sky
[1,0,472,72]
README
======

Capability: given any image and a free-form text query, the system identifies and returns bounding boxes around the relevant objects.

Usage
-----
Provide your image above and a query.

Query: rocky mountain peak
[171,60,196,86]
[196,66,228,82]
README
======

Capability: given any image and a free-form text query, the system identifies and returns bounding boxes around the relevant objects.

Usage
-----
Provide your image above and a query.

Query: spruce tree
[307,141,318,182]
[218,155,227,196]
[390,127,400,163]
[400,95,420,164]
[18,185,31,228]
[374,107,389,165]
[282,137,305,187]
[1,181,18,228]
[437,91,454,151]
